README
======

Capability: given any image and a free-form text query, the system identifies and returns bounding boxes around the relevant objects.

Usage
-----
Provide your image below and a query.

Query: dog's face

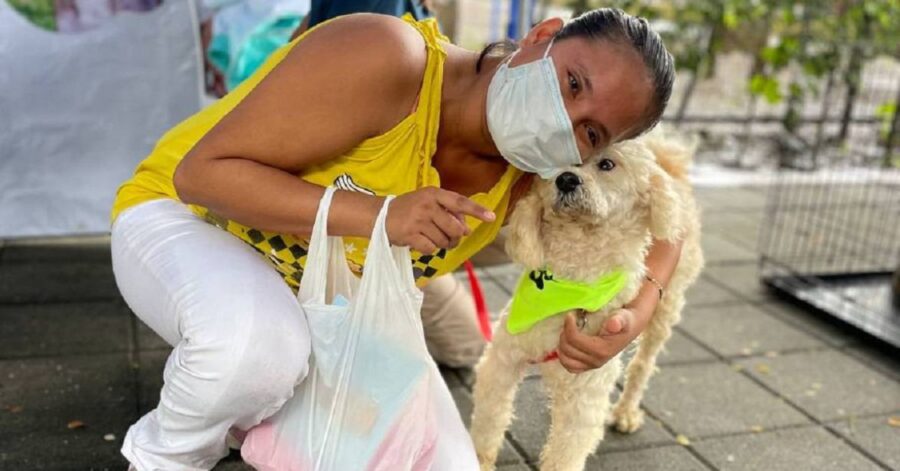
[506,138,686,270]
[532,140,663,224]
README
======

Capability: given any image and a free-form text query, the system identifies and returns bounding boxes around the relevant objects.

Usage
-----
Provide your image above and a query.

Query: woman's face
[509,32,654,159]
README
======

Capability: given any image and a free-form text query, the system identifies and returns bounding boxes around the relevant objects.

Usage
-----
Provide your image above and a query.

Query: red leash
[463,260,493,341]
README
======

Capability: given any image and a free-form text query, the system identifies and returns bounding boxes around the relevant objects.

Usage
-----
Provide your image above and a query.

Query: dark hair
[477,8,675,136]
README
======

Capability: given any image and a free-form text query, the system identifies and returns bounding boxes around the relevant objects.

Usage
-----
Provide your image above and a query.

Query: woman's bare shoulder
[288,14,429,101]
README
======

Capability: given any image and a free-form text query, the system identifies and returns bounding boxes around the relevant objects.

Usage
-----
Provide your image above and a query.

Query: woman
[110,8,678,470]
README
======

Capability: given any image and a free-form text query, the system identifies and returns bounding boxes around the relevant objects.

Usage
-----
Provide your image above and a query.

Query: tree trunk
[811,66,836,167]
[838,12,871,142]
[674,23,719,124]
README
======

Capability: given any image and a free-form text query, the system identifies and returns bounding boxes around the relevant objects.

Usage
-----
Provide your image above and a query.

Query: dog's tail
[642,126,697,181]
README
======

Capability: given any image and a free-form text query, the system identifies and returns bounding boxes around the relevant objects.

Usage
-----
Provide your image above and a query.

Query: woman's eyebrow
[576,62,593,94]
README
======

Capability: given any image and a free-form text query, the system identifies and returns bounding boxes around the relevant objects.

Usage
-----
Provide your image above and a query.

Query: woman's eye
[587,127,598,147]
[598,159,616,171]
[568,73,579,93]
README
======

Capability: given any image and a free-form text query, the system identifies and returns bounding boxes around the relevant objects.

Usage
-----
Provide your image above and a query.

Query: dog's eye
[598,159,616,171]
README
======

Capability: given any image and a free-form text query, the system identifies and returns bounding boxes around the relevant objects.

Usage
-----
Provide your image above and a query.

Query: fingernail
[484,211,496,221]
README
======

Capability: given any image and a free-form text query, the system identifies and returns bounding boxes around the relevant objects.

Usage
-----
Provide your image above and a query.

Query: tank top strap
[401,14,447,189]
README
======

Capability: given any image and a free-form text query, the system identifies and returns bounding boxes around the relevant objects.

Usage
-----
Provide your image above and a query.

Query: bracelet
[645,274,664,301]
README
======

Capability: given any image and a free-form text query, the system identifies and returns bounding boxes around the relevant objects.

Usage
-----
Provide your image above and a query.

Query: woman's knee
[176,298,311,420]
[222,317,309,394]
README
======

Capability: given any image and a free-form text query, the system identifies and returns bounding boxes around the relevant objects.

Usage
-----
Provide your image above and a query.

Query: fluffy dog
[469,133,704,471]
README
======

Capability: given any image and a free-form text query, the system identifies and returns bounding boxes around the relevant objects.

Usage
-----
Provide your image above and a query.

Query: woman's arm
[556,237,683,373]
[176,15,422,236]
[175,15,492,252]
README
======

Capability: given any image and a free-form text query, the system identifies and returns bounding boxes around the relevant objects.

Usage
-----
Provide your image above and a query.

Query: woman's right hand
[387,187,495,254]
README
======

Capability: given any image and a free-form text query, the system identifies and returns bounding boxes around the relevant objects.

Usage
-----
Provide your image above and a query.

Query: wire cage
[758,61,900,347]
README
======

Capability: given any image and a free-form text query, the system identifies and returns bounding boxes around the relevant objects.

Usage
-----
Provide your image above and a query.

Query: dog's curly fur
[469,131,704,471]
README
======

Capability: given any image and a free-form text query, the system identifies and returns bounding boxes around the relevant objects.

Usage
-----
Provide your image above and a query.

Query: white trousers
[111,198,486,470]
[112,198,312,470]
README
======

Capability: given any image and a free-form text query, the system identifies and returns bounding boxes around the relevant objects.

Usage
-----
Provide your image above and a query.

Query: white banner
[0,0,203,238]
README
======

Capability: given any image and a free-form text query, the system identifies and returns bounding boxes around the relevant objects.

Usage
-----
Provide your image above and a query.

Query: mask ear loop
[543,37,556,59]
[505,35,556,66]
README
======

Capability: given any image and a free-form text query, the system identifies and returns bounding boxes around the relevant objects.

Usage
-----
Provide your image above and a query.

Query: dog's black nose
[555,172,581,193]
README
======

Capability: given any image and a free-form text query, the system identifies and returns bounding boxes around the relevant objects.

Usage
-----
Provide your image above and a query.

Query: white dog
[469,133,704,471]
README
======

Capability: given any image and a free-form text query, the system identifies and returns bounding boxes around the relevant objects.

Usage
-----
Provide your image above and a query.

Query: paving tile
[702,212,762,250]
[0,302,131,358]
[0,261,120,303]
[504,377,675,463]
[757,300,860,347]
[703,263,774,301]
[693,425,881,471]
[482,263,523,295]
[695,187,767,212]
[468,278,512,321]
[506,378,551,462]
[702,233,757,264]
[450,386,526,465]
[737,350,900,421]
[454,267,514,322]
[679,304,823,357]
[0,354,136,445]
[440,365,466,389]
[1,241,112,264]
[844,343,900,382]
[586,445,708,471]
[489,273,519,296]
[685,279,741,307]
[136,317,171,351]
[469,242,512,267]
[829,415,900,470]
[136,349,169,413]
[641,362,810,438]
[213,453,254,471]
[496,464,532,471]
[0,430,127,470]
[658,330,717,365]
[602,391,674,453]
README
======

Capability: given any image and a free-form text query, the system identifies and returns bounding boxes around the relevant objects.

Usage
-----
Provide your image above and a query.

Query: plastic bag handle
[359,195,420,299]
[298,186,345,304]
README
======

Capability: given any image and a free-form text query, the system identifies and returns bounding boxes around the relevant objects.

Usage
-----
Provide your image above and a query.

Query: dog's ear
[505,190,544,270]
[647,167,685,242]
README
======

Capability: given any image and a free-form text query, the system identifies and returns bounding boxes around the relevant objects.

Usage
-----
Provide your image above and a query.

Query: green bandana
[506,268,628,335]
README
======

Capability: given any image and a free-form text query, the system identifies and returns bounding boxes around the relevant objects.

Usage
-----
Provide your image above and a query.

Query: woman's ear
[520,17,564,47]
[505,190,544,270]
[647,167,685,242]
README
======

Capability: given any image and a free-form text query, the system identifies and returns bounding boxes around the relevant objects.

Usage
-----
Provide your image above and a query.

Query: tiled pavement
[1,187,898,470]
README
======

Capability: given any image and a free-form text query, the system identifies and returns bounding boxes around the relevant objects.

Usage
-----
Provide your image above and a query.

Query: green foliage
[876,102,898,143]
[569,0,900,135]
[750,74,781,103]
[7,0,57,31]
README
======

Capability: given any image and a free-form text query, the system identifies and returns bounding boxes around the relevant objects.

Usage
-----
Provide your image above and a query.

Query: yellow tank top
[111,16,520,289]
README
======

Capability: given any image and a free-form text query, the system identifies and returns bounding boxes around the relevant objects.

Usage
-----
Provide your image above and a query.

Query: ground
[1,186,898,470]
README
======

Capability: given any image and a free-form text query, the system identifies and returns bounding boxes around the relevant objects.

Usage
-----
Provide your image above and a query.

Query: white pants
[111,198,486,470]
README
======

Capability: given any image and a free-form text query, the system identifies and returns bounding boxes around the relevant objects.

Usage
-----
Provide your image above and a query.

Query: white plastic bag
[242,187,479,471]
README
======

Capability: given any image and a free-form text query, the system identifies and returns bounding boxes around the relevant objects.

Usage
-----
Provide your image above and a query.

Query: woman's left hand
[556,308,643,374]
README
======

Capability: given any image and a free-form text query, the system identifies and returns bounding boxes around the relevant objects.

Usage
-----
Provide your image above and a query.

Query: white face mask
[486,39,582,179]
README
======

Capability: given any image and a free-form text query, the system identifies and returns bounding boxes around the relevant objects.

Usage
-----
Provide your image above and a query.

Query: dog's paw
[611,405,645,434]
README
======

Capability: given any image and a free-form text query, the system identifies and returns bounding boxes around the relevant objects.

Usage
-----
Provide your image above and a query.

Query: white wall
[0,0,203,238]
